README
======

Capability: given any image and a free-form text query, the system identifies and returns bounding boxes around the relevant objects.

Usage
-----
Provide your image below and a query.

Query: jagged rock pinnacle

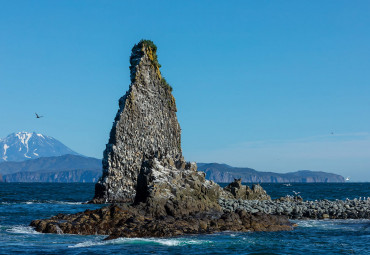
[92,40,182,203]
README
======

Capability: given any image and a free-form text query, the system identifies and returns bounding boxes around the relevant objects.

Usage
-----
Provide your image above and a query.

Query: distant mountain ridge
[3,169,101,183]
[0,132,79,162]
[0,154,101,182]
[0,132,345,183]
[197,163,345,183]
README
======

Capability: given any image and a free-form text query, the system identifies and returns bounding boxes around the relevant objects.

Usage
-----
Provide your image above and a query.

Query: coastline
[1,182,370,254]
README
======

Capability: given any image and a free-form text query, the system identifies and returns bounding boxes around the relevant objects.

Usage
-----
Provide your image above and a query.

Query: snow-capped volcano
[0,132,79,162]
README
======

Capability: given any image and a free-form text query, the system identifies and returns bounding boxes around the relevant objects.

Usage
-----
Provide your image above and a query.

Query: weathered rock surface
[93,41,181,203]
[224,178,271,200]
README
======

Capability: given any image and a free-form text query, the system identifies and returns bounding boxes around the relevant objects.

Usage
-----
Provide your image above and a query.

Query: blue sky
[0,1,369,181]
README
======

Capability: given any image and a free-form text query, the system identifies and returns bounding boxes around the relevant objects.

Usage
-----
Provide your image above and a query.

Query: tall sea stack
[31,40,294,238]
[93,40,182,203]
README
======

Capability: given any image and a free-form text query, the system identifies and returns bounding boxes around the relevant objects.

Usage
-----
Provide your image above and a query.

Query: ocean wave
[294,219,370,231]
[6,225,40,235]
[69,237,212,248]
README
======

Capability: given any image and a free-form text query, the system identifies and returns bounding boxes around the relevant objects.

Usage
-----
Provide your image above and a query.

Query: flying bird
[35,113,43,119]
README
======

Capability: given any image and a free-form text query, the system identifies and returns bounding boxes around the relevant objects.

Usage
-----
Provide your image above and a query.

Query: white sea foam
[23,200,83,205]
[6,225,40,234]
[57,201,84,205]
[69,237,211,248]
[69,240,105,248]
[294,219,370,231]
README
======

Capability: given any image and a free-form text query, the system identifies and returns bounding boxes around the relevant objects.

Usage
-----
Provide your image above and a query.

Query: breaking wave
[69,237,212,248]
[294,219,370,231]
[6,225,40,235]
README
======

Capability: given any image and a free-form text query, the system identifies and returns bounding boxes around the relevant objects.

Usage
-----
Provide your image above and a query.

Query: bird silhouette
[35,113,43,119]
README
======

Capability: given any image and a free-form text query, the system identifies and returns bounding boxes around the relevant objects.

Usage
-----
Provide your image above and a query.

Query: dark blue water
[1,183,369,254]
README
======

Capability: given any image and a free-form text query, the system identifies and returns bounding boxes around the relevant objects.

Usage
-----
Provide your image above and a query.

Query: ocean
[1,183,369,254]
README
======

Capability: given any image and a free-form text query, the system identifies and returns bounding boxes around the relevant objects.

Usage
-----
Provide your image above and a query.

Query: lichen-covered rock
[223,178,271,200]
[92,40,182,203]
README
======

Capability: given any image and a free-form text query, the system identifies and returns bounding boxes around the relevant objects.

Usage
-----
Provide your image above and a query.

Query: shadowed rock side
[93,41,181,203]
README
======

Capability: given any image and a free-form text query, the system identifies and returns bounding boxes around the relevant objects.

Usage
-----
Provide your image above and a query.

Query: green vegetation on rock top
[138,39,157,52]
[137,39,161,68]
[132,39,174,93]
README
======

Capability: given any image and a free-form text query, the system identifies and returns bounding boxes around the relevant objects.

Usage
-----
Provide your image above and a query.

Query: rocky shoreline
[219,197,370,220]
[30,204,293,239]
[30,196,370,239]
[30,159,294,238]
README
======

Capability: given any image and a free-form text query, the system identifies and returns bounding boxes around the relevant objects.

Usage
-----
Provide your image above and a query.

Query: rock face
[224,179,271,200]
[93,41,182,203]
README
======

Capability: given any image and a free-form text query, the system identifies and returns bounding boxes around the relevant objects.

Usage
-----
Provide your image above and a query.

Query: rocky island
[30,40,369,239]
[30,40,293,238]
